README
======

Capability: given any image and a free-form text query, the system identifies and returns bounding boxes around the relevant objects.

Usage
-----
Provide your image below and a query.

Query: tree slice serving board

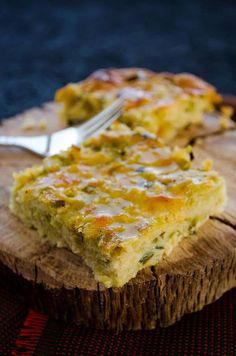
[0,102,236,331]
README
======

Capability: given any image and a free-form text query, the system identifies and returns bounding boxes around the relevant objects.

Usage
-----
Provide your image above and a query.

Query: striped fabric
[0,274,235,356]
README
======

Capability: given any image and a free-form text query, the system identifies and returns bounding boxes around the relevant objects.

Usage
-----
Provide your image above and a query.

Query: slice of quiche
[10,123,226,288]
[55,68,221,142]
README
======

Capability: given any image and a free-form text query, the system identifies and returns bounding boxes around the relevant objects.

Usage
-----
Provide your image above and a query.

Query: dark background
[0,0,235,119]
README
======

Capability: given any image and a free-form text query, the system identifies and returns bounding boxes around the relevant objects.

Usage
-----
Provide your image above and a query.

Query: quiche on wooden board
[10,123,226,288]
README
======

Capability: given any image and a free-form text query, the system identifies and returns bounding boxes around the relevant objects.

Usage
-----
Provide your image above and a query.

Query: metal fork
[0,98,124,157]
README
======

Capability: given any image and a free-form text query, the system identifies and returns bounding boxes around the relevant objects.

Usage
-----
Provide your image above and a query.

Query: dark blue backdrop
[0,0,235,119]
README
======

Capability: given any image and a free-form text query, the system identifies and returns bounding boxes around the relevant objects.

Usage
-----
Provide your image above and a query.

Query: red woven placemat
[0,274,235,356]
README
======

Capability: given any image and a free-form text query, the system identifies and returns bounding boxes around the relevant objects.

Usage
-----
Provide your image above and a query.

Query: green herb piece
[51,199,65,207]
[139,252,154,264]
[82,185,95,193]
[189,225,197,235]
[144,181,153,188]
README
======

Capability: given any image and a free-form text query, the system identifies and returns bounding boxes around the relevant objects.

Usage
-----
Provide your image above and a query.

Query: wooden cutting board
[0,101,236,331]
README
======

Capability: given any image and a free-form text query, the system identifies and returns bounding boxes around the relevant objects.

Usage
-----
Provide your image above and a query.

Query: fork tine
[82,110,122,140]
[81,105,123,137]
[46,101,123,157]
[0,98,124,158]
[79,98,124,132]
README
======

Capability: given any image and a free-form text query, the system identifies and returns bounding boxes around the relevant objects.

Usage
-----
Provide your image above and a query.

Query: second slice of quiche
[55,68,221,142]
[10,124,226,288]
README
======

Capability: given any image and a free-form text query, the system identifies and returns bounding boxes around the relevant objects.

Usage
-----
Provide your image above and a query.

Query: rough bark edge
[1,235,235,332]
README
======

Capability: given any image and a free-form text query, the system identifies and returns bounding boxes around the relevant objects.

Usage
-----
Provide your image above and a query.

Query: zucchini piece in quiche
[10,124,226,288]
[55,67,222,142]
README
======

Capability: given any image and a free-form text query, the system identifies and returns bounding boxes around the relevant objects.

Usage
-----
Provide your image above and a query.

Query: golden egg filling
[10,123,226,287]
[55,68,221,142]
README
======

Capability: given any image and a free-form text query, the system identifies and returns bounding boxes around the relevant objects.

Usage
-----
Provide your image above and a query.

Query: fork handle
[0,136,25,146]
[0,135,48,157]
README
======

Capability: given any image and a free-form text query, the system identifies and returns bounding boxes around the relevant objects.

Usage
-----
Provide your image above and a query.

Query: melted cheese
[55,68,222,141]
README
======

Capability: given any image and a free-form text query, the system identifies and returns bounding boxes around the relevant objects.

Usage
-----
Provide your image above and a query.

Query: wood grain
[0,103,236,331]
